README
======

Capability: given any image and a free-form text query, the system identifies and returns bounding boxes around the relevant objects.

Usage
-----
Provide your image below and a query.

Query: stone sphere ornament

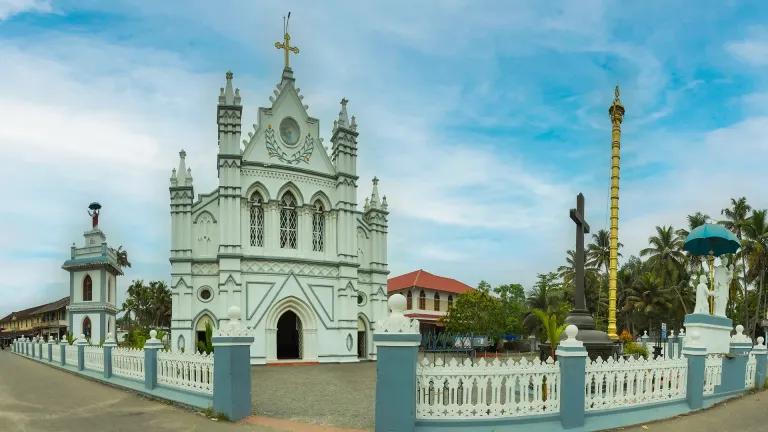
[388,293,406,313]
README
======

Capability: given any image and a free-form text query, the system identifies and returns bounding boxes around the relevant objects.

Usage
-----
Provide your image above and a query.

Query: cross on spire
[275,12,299,69]
[570,193,590,311]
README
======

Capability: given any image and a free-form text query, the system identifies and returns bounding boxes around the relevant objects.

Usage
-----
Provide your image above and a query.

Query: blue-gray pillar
[374,295,421,432]
[75,335,87,371]
[557,325,588,429]
[60,342,66,366]
[47,340,54,362]
[683,331,707,410]
[667,333,676,358]
[753,337,768,390]
[38,341,44,360]
[143,330,162,390]
[103,334,117,379]
[212,307,256,422]
[719,326,752,394]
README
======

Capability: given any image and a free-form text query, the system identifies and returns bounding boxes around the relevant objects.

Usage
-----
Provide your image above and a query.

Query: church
[168,28,389,364]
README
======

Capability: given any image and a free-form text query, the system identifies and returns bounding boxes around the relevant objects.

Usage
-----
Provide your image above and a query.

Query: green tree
[586,229,622,329]
[441,287,505,340]
[197,322,213,354]
[744,210,768,336]
[524,272,567,336]
[622,272,674,330]
[112,245,132,269]
[120,280,172,347]
[720,197,752,326]
[494,283,526,335]
[640,225,688,314]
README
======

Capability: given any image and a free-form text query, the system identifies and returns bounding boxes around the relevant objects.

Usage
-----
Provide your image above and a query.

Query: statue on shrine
[713,256,733,317]
[88,202,101,229]
[693,274,712,315]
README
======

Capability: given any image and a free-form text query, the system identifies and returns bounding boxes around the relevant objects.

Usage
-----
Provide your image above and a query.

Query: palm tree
[531,308,566,359]
[557,250,601,320]
[640,225,688,313]
[623,272,674,331]
[720,197,752,326]
[744,210,768,336]
[112,245,132,269]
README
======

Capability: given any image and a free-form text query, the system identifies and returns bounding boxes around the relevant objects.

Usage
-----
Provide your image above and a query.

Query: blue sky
[2,1,768,316]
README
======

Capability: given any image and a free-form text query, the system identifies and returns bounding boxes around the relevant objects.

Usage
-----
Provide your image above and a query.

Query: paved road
[0,350,259,432]
[251,362,375,430]
[617,390,768,432]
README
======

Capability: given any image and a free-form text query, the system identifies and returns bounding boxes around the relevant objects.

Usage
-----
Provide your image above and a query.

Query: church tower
[63,203,121,343]
[169,151,194,343]
[216,72,244,314]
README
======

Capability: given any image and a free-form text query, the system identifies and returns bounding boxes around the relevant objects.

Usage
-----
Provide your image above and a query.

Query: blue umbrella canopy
[684,223,740,257]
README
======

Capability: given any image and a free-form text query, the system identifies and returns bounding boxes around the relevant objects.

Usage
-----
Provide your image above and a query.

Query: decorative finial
[614,84,620,100]
[609,83,625,123]
[337,98,349,127]
[275,12,299,69]
[219,71,239,105]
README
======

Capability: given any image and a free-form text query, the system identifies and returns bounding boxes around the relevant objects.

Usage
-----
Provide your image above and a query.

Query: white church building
[168,60,390,363]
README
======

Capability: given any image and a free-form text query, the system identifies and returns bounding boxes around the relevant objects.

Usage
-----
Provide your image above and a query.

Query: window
[249,192,265,247]
[434,293,440,311]
[448,295,453,310]
[83,275,92,301]
[406,291,412,309]
[82,317,91,339]
[280,192,298,249]
[198,286,213,303]
[419,290,426,309]
[312,201,325,252]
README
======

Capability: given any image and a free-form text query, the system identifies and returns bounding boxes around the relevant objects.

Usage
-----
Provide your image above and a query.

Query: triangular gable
[243,77,336,176]
[252,272,332,329]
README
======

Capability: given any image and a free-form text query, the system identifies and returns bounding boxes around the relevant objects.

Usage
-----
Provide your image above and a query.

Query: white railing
[157,350,214,395]
[585,355,687,411]
[746,353,757,389]
[84,346,105,372]
[65,344,78,366]
[416,356,560,419]
[111,347,145,381]
[704,354,723,395]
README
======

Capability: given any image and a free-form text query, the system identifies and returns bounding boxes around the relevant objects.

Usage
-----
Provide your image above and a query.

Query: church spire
[370,177,381,208]
[219,71,241,106]
[337,98,350,128]
[171,149,193,187]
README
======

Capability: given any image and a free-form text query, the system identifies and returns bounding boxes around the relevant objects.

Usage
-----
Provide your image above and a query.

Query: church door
[276,311,302,360]
[357,317,367,359]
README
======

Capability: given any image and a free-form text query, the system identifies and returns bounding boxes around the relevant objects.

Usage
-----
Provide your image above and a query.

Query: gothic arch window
[249,192,265,247]
[406,291,413,309]
[312,200,325,252]
[448,295,453,310]
[280,192,298,249]
[419,290,426,309]
[83,275,92,301]
[434,292,440,311]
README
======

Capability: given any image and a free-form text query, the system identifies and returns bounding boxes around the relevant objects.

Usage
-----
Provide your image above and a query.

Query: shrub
[623,341,649,359]
[619,329,634,344]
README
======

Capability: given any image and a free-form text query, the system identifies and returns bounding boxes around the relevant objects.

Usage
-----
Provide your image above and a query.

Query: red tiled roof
[388,269,474,295]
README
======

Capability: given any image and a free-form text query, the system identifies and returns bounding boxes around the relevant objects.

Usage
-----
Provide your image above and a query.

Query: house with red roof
[387,269,474,331]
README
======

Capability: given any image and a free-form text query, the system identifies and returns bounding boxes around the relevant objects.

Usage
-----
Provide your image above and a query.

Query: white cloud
[0,0,51,20]
[726,27,768,66]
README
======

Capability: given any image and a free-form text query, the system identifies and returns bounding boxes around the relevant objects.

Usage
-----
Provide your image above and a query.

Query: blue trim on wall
[683,313,733,327]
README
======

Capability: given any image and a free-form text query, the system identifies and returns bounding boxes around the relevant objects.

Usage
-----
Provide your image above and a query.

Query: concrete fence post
[60,341,66,366]
[75,334,88,371]
[719,325,752,394]
[557,325,588,429]
[103,333,117,379]
[38,340,44,360]
[143,330,162,390]
[751,337,767,390]
[683,331,706,410]
[47,338,54,362]
[667,331,675,358]
[212,306,255,421]
[373,294,421,432]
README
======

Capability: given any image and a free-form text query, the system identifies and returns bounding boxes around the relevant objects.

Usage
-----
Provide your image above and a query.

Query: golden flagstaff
[607,85,625,341]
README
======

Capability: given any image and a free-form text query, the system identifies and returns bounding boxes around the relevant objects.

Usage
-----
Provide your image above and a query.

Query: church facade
[169,64,389,364]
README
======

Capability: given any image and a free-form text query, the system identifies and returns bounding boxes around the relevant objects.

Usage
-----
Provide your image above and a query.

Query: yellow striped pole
[607,85,625,341]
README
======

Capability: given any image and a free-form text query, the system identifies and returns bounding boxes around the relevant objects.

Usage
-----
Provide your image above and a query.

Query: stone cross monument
[562,193,614,359]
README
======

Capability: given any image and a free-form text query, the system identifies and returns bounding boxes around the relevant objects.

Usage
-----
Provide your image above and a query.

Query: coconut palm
[640,225,688,313]
[112,245,132,269]
[720,197,752,325]
[744,210,768,336]
[623,272,674,331]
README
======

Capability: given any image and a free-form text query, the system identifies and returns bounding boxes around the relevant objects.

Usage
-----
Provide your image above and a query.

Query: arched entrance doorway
[82,317,92,339]
[357,317,367,359]
[195,314,215,353]
[276,310,302,359]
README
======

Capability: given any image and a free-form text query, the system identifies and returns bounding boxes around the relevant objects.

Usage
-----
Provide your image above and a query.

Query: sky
[1,1,768,317]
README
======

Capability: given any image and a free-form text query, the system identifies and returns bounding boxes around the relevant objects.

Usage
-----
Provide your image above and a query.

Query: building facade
[0,297,69,346]
[169,65,389,363]
[387,269,474,332]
